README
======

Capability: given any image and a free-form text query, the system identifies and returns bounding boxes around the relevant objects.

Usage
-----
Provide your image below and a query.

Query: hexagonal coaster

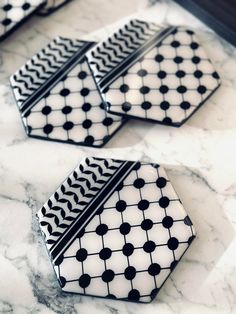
[0,0,46,41]
[10,37,126,147]
[87,19,221,126]
[38,0,72,16]
[37,157,196,303]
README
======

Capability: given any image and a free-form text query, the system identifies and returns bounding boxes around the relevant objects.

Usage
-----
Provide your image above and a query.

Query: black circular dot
[177,85,187,94]
[133,178,145,189]
[138,199,150,211]
[157,71,167,79]
[84,135,94,145]
[159,196,170,208]
[78,274,91,288]
[122,101,131,112]
[2,18,11,26]
[116,181,124,191]
[174,56,183,64]
[120,84,129,93]
[128,289,140,301]
[159,85,169,94]
[124,266,136,280]
[82,102,91,112]
[78,71,87,79]
[171,40,180,48]
[148,263,161,276]
[76,248,87,262]
[133,162,141,171]
[63,121,74,130]
[188,235,195,245]
[186,29,194,35]
[197,85,207,94]
[160,101,170,110]
[102,269,115,283]
[122,243,134,256]
[60,88,70,97]
[137,69,147,77]
[170,260,178,271]
[106,294,116,299]
[139,86,150,94]
[155,54,164,63]
[190,42,199,50]
[77,228,85,238]
[3,4,12,11]
[59,276,66,288]
[99,248,112,260]
[43,124,53,134]
[192,56,201,64]
[116,200,127,212]
[143,240,156,253]
[80,88,90,96]
[62,106,72,114]
[167,237,179,250]
[96,224,108,236]
[212,71,220,79]
[180,101,191,110]
[22,3,30,10]
[42,106,51,115]
[184,216,193,226]
[176,70,186,78]
[103,117,113,126]
[141,101,152,110]
[141,219,153,231]
[162,216,174,228]
[163,117,172,125]
[24,110,31,118]
[82,119,92,129]
[156,177,167,188]
[194,70,203,78]
[119,222,131,235]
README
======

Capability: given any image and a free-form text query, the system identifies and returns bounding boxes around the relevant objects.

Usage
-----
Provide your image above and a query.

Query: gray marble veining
[0,0,236,313]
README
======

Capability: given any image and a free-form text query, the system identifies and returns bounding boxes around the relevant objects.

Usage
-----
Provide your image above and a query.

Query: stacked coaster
[37,157,196,303]
[0,0,72,41]
[10,19,220,146]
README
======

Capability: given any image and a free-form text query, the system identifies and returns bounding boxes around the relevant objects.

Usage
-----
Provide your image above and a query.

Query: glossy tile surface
[37,157,196,303]
[10,37,126,147]
[87,20,220,126]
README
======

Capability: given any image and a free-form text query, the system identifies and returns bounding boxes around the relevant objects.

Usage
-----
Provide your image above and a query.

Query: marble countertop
[0,0,236,313]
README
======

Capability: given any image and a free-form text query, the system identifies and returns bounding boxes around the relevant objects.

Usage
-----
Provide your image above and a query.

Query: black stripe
[99,27,176,91]
[20,41,96,116]
[52,160,137,263]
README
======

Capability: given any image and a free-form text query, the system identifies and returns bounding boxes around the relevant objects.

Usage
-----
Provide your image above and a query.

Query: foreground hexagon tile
[10,37,126,147]
[87,19,221,126]
[37,157,196,303]
[38,0,72,16]
[0,0,45,41]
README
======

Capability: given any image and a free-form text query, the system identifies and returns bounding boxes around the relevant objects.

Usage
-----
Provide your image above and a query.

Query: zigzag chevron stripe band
[51,160,137,263]
[10,37,95,116]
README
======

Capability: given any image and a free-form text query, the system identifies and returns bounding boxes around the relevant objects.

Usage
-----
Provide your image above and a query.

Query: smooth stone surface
[0,0,236,313]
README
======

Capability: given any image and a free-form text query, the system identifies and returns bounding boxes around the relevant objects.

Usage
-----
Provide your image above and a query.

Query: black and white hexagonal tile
[37,157,196,303]
[87,19,221,126]
[0,0,45,40]
[38,0,72,16]
[10,37,126,147]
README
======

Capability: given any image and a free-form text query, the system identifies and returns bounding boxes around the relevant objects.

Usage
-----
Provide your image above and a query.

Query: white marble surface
[0,0,236,313]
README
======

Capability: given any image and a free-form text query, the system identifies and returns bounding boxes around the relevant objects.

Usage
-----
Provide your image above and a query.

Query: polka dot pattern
[94,26,220,126]
[0,0,44,40]
[39,159,196,303]
[18,39,126,147]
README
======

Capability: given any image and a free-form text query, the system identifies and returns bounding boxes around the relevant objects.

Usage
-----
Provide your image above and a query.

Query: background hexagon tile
[37,157,196,303]
[10,37,127,147]
[87,20,221,126]
[0,0,45,40]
